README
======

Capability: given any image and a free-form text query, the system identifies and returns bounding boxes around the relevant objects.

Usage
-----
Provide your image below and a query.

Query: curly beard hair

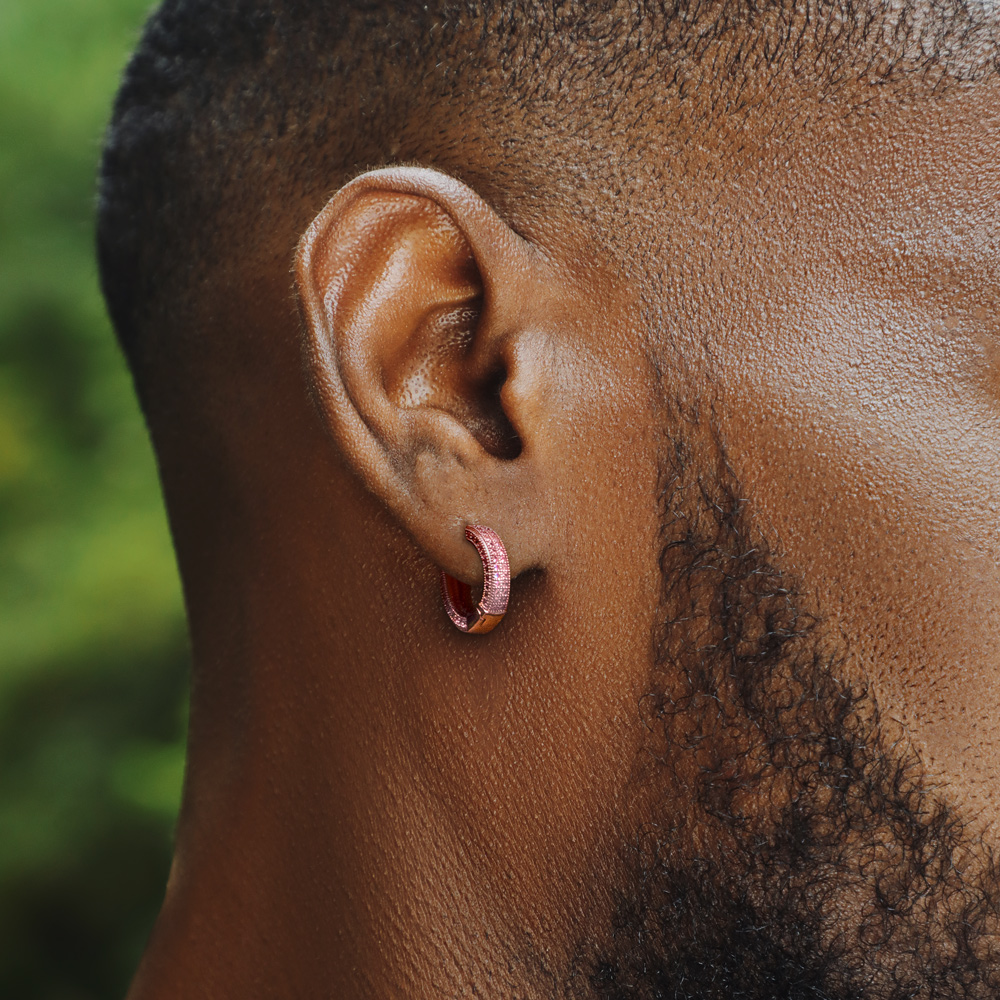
[582,425,1000,999]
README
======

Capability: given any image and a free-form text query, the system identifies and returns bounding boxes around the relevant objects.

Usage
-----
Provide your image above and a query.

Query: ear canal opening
[475,365,522,460]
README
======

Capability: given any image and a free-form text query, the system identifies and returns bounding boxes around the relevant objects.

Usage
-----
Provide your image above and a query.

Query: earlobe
[294,166,552,584]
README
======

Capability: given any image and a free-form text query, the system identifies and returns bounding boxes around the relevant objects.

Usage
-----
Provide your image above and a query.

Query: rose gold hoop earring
[440,525,510,634]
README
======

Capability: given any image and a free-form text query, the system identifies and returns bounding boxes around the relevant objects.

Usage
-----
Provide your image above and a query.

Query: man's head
[97,2,1000,998]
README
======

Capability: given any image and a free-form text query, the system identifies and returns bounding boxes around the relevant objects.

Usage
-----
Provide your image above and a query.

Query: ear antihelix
[440,525,510,634]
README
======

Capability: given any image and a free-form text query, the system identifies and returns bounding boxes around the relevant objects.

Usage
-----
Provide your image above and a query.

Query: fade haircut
[97,0,998,396]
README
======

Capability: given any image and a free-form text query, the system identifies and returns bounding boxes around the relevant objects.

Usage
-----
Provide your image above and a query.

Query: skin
[714,79,1000,822]
[124,39,1000,1000]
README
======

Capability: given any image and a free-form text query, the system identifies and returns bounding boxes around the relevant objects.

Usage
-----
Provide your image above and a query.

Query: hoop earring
[440,525,510,634]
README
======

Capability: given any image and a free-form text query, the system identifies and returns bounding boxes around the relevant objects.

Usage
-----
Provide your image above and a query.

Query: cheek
[714,296,1000,825]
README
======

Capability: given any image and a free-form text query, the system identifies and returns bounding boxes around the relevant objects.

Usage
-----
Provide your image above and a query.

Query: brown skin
[126,63,999,999]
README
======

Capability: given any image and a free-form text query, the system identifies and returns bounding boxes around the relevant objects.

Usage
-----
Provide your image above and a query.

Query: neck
[131,384,658,997]
[126,539,650,999]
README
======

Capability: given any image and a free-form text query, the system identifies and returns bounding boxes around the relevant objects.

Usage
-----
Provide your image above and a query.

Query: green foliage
[0,1,189,996]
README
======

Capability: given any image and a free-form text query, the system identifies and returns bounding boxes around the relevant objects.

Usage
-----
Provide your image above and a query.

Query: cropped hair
[97,0,998,386]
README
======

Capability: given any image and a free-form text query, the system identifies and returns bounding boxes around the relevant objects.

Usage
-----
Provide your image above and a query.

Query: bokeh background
[0,1,188,997]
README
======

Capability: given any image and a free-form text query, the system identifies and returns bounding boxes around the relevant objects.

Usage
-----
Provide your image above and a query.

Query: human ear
[294,166,557,585]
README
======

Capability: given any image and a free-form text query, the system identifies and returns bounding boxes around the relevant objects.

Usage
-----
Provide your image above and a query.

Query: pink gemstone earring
[440,525,510,634]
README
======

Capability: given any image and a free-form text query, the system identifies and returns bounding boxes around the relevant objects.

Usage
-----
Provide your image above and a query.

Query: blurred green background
[0,1,188,997]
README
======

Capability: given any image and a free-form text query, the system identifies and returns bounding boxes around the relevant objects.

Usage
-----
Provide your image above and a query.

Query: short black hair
[97,0,998,394]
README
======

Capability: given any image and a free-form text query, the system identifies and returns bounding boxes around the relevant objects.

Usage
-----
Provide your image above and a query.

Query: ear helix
[440,525,510,634]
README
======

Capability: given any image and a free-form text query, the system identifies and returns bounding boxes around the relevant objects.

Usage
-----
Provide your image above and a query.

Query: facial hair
[577,427,1000,999]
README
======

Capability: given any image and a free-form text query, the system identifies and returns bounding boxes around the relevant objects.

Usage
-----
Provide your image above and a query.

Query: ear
[294,166,558,584]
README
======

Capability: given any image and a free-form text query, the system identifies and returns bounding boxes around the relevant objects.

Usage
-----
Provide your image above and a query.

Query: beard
[575,424,1000,999]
